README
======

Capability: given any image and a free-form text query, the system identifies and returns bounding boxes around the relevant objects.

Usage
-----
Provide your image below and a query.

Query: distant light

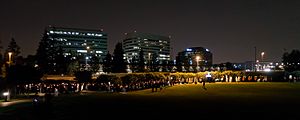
[186,48,192,52]
[206,49,209,52]
[3,92,9,96]
[206,72,212,78]
[264,68,271,72]
[86,57,89,60]
[34,64,39,68]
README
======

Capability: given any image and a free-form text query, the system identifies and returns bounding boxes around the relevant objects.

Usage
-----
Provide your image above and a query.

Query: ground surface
[1,82,300,120]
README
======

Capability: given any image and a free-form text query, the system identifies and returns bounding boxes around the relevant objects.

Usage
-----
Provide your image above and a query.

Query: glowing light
[206,72,212,78]
[264,68,271,72]
[3,92,9,96]
[186,48,192,51]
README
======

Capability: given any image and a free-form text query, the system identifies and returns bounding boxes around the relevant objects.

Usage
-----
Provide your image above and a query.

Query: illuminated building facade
[123,32,171,71]
[43,26,107,66]
[176,47,213,71]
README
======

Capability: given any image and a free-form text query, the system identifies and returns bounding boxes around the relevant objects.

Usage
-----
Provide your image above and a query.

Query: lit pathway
[0,99,31,108]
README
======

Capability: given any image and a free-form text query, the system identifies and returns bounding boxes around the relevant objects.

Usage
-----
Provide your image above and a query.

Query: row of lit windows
[63,53,102,58]
[49,30,103,37]
[76,50,103,53]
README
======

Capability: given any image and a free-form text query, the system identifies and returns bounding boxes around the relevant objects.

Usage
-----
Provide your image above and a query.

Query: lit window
[77,50,87,53]
[50,31,54,34]
[96,34,103,36]
[186,48,192,51]
[96,51,103,53]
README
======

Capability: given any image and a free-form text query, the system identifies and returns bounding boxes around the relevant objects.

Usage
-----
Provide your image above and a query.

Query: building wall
[123,32,171,64]
[45,26,107,63]
[177,47,213,71]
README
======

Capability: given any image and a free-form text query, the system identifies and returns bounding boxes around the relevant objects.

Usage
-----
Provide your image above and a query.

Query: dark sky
[1,0,300,64]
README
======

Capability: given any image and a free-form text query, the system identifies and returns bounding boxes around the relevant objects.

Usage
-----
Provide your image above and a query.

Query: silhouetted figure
[202,80,207,90]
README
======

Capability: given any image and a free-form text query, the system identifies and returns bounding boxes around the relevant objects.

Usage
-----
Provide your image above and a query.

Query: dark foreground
[1,82,300,120]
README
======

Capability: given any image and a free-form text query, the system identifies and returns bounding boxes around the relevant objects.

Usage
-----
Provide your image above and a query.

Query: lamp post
[147,52,151,71]
[8,52,12,67]
[261,52,265,62]
[261,52,265,70]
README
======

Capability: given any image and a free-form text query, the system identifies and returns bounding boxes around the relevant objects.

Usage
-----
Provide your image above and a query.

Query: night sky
[1,0,300,64]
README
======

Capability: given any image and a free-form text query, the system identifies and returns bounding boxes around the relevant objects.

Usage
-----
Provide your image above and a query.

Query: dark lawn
[1,82,300,120]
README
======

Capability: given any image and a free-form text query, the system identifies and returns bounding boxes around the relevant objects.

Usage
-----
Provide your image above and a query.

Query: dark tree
[36,31,55,74]
[112,42,127,73]
[282,49,300,72]
[74,70,92,92]
[138,49,145,72]
[5,38,21,63]
[225,62,234,70]
[176,54,183,72]
[103,52,112,73]
[24,55,36,67]
[6,56,42,96]
[36,30,68,74]
[0,39,3,66]
[90,55,100,73]
[150,53,159,72]
[54,46,69,74]
[67,60,79,75]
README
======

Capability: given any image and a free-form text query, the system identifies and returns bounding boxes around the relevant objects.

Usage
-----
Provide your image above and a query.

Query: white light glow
[3,92,9,96]
[264,68,271,72]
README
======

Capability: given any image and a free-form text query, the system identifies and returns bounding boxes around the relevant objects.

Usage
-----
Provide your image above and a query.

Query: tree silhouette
[150,52,159,72]
[103,52,112,73]
[54,46,68,74]
[176,54,183,72]
[112,42,127,73]
[5,38,21,63]
[90,55,100,73]
[138,49,145,72]
[36,31,55,74]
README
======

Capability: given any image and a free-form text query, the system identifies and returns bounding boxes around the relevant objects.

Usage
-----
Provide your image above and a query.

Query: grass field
[1,82,300,120]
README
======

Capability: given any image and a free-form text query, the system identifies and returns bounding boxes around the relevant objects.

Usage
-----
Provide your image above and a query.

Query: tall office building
[177,47,213,71]
[40,26,107,71]
[123,32,171,71]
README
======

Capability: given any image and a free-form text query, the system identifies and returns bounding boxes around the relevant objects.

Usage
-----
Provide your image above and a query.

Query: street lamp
[8,52,12,67]
[3,91,9,102]
[147,53,151,71]
[261,52,265,62]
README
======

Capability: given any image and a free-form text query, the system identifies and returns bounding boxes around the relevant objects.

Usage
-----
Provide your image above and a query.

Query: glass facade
[177,47,213,71]
[45,26,107,63]
[123,32,171,64]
